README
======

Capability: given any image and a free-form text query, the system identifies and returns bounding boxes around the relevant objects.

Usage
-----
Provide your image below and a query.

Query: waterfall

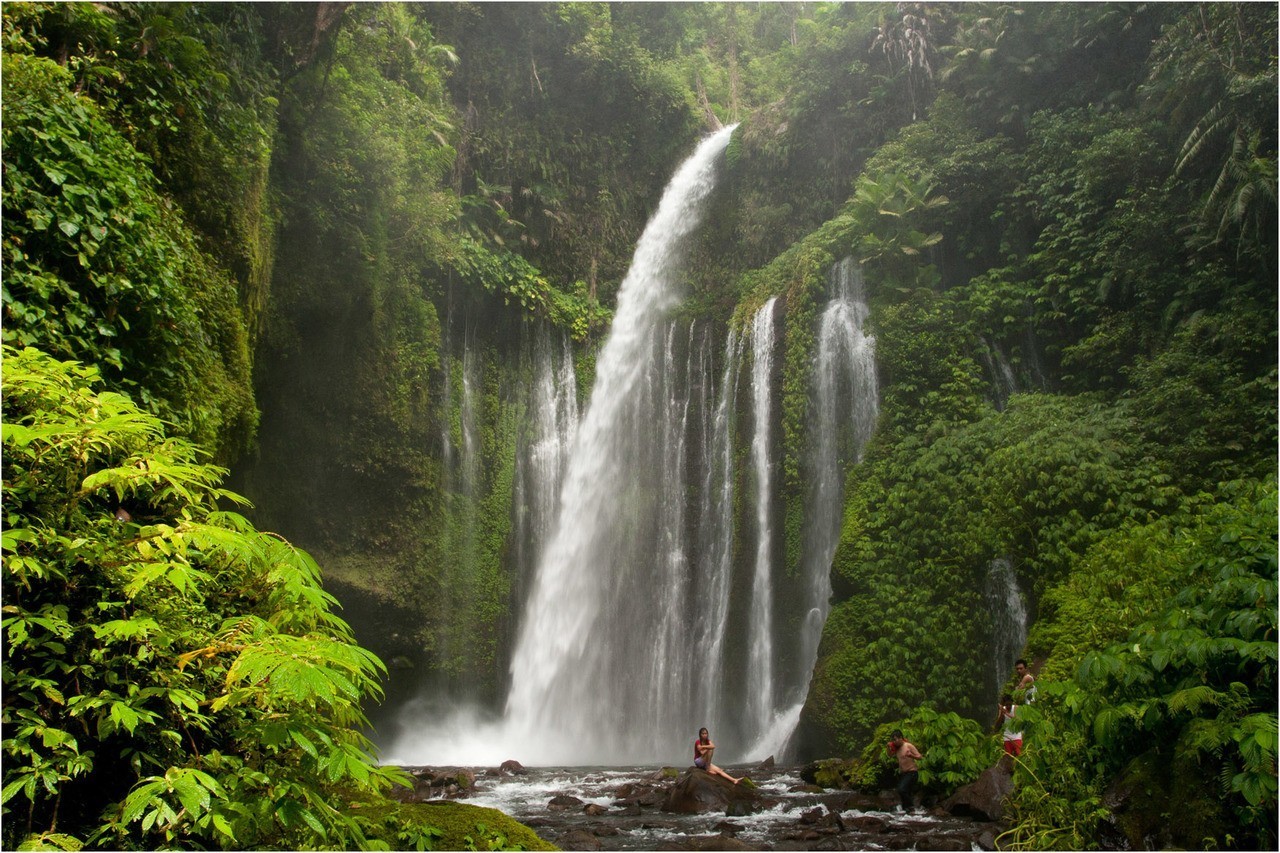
[797,259,878,687]
[747,257,879,761]
[510,326,579,625]
[502,125,738,764]
[745,297,779,737]
[981,338,1019,412]
[435,311,483,686]
[984,557,1028,701]
[692,326,741,739]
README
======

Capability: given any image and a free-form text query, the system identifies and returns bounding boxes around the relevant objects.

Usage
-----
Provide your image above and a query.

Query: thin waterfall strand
[745,297,779,737]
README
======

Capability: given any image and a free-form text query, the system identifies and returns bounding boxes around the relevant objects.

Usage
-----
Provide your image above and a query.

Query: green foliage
[426,2,703,301]
[3,2,281,332]
[452,237,610,341]
[1,346,416,850]
[1005,480,1278,850]
[855,707,1001,795]
[807,392,1177,753]
[1,47,256,461]
[1145,3,1278,267]
[244,2,457,555]
[848,170,947,292]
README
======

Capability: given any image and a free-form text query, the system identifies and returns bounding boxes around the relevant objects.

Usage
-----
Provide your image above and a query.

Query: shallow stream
[404,764,995,851]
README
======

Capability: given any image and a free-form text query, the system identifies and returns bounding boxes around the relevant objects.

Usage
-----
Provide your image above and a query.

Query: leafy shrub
[1,346,413,849]
[1004,480,1278,850]
[855,706,1001,795]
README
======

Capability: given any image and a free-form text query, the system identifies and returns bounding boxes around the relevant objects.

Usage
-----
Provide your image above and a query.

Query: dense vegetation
[2,2,1275,850]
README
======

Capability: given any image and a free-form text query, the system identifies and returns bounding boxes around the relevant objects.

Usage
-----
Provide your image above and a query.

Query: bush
[855,706,1001,796]
[1,346,413,849]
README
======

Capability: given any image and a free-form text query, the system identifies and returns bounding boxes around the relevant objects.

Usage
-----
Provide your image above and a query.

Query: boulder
[799,757,857,789]
[917,836,974,851]
[400,766,477,800]
[583,803,608,816]
[661,769,761,815]
[548,794,585,811]
[557,829,602,851]
[940,761,1013,821]
[835,791,884,812]
[499,759,526,775]
[845,814,889,833]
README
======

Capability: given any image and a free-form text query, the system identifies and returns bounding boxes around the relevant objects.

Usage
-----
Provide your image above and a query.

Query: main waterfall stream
[384,126,881,768]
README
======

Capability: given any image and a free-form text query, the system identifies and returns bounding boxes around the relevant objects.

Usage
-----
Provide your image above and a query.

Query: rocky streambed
[388,761,1007,851]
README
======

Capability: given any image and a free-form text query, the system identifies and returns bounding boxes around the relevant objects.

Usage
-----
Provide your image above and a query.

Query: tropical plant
[1,346,413,850]
[1145,3,1278,266]
[1004,480,1278,850]
[848,170,948,293]
[854,706,1000,795]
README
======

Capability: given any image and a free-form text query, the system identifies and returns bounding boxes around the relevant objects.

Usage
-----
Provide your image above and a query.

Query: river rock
[799,757,856,788]
[835,791,884,812]
[661,769,761,815]
[845,814,889,833]
[397,766,477,800]
[940,760,1012,821]
[583,803,608,816]
[500,759,526,775]
[557,829,602,851]
[548,794,585,811]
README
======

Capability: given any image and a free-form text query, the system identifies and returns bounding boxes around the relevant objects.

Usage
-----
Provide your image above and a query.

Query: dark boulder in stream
[940,757,1014,822]
[662,769,768,815]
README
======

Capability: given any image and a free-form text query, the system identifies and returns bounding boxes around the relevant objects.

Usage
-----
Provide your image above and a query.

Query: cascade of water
[511,326,580,622]
[645,321,694,737]
[984,557,1028,700]
[745,296,780,737]
[745,258,880,761]
[459,342,481,501]
[434,312,483,687]
[795,259,878,696]
[502,125,738,764]
[693,325,741,738]
[980,338,1018,412]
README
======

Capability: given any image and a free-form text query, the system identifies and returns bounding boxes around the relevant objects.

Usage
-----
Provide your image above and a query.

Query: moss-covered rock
[798,758,859,790]
[352,799,558,851]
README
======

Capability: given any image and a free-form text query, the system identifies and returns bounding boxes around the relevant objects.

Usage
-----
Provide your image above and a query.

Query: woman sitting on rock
[693,727,742,784]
